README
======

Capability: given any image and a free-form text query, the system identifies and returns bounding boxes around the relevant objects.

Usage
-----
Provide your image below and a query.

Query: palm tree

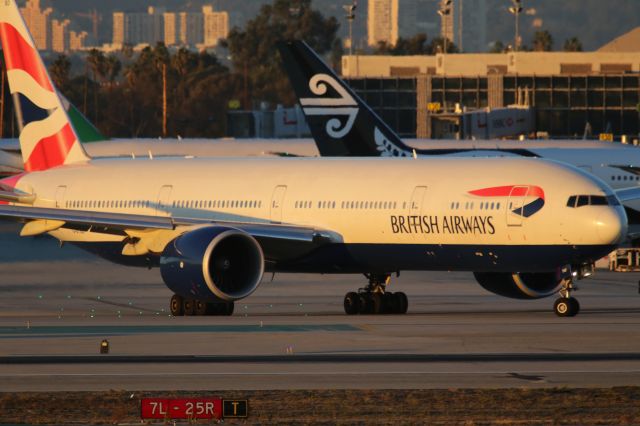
[563,37,583,52]
[533,30,553,52]
[49,54,71,93]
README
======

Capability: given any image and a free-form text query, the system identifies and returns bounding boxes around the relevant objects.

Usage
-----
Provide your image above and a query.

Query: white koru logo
[299,73,358,139]
[374,127,410,157]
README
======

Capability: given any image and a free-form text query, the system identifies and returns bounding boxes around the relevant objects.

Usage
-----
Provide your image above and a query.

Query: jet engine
[473,272,563,299]
[160,226,264,302]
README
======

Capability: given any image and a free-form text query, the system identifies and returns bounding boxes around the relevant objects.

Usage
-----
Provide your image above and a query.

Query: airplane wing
[0,204,341,258]
[0,139,20,152]
[615,187,640,204]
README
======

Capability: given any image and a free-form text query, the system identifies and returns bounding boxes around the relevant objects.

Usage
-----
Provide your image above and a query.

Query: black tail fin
[277,40,413,157]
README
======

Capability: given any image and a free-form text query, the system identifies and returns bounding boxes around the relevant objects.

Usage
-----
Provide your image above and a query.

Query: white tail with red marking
[0,0,89,172]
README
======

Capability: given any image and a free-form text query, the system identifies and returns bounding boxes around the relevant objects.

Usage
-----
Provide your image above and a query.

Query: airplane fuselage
[9,156,626,273]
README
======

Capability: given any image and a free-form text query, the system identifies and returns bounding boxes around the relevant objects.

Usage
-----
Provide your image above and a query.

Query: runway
[1,225,640,391]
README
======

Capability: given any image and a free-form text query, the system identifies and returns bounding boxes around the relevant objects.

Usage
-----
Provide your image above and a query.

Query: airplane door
[270,185,287,223]
[156,185,173,216]
[55,186,66,208]
[506,185,529,227]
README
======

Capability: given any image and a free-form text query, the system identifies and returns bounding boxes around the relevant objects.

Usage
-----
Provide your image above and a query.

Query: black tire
[344,292,360,315]
[183,298,195,316]
[358,294,369,314]
[206,303,221,315]
[383,292,397,314]
[194,300,208,316]
[395,292,408,314]
[370,293,383,315]
[170,294,184,317]
[554,297,570,317]
[223,302,235,316]
[567,297,580,317]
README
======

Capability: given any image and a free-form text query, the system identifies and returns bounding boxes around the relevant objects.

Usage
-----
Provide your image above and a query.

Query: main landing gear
[343,273,408,315]
[170,294,234,317]
[553,267,582,317]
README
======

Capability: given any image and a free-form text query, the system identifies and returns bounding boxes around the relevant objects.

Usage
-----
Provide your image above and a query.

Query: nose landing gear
[553,267,581,317]
[343,273,408,315]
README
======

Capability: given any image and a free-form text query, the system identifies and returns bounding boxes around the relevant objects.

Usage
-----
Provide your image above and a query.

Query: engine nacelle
[160,226,265,302]
[473,271,563,300]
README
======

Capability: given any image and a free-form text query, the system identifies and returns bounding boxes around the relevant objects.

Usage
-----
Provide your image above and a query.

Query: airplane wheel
[383,292,397,314]
[206,303,221,315]
[183,298,196,316]
[344,292,360,315]
[223,302,234,316]
[194,300,208,316]
[170,295,184,316]
[370,293,383,315]
[554,297,579,317]
[395,292,408,314]
[358,294,369,314]
[568,297,580,317]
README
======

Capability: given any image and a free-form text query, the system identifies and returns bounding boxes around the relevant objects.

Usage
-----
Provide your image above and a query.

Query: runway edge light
[100,339,109,354]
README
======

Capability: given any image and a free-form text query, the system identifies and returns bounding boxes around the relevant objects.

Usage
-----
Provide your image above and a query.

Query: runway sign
[141,398,222,420]
[223,399,249,418]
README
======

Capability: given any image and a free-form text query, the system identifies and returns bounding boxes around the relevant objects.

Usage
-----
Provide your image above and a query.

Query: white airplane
[0,1,628,318]
[278,41,640,197]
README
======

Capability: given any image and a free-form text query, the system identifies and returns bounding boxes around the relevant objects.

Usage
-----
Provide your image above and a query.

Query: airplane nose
[595,208,626,245]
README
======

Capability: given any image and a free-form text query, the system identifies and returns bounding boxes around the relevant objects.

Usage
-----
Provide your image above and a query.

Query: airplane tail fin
[277,40,413,157]
[0,0,90,172]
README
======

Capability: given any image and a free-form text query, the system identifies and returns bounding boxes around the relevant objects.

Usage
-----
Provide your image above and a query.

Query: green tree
[373,33,430,56]
[488,40,506,53]
[563,37,583,52]
[49,54,71,93]
[104,55,122,87]
[533,30,554,52]
[428,37,458,54]
[225,0,339,106]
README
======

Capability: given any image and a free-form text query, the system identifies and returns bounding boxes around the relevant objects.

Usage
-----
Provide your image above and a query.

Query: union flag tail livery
[0,0,89,172]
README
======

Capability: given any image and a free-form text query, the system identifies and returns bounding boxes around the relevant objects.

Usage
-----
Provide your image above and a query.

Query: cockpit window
[590,196,608,206]
[566,194,620,208]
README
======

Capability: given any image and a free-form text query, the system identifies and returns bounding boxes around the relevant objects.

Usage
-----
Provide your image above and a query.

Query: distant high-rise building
[179,12,204,46]
[163,12,179,46]
[51,18,70,52]
[459,0,488,52]
[69,30,88,51]
[20,0,52,50]
[202,6,228,47]
[397,0,439,40]
[368,0,399,47]
[112,6,165,47]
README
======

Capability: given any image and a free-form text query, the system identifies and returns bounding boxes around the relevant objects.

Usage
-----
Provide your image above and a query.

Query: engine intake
[473,271,563,300]
[160,226,264,302]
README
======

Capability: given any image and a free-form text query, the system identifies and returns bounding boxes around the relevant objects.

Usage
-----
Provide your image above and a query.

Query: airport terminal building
[340,29,640,140]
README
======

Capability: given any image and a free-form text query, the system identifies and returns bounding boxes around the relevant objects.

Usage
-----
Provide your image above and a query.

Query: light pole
[343,1,357,55]
[438,0,453,54]
[509,0,523,52]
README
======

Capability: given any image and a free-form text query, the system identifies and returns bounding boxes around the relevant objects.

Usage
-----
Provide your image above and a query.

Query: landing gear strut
[343,273,408,315]
[169,294,234,317]
[553,268,580,317]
